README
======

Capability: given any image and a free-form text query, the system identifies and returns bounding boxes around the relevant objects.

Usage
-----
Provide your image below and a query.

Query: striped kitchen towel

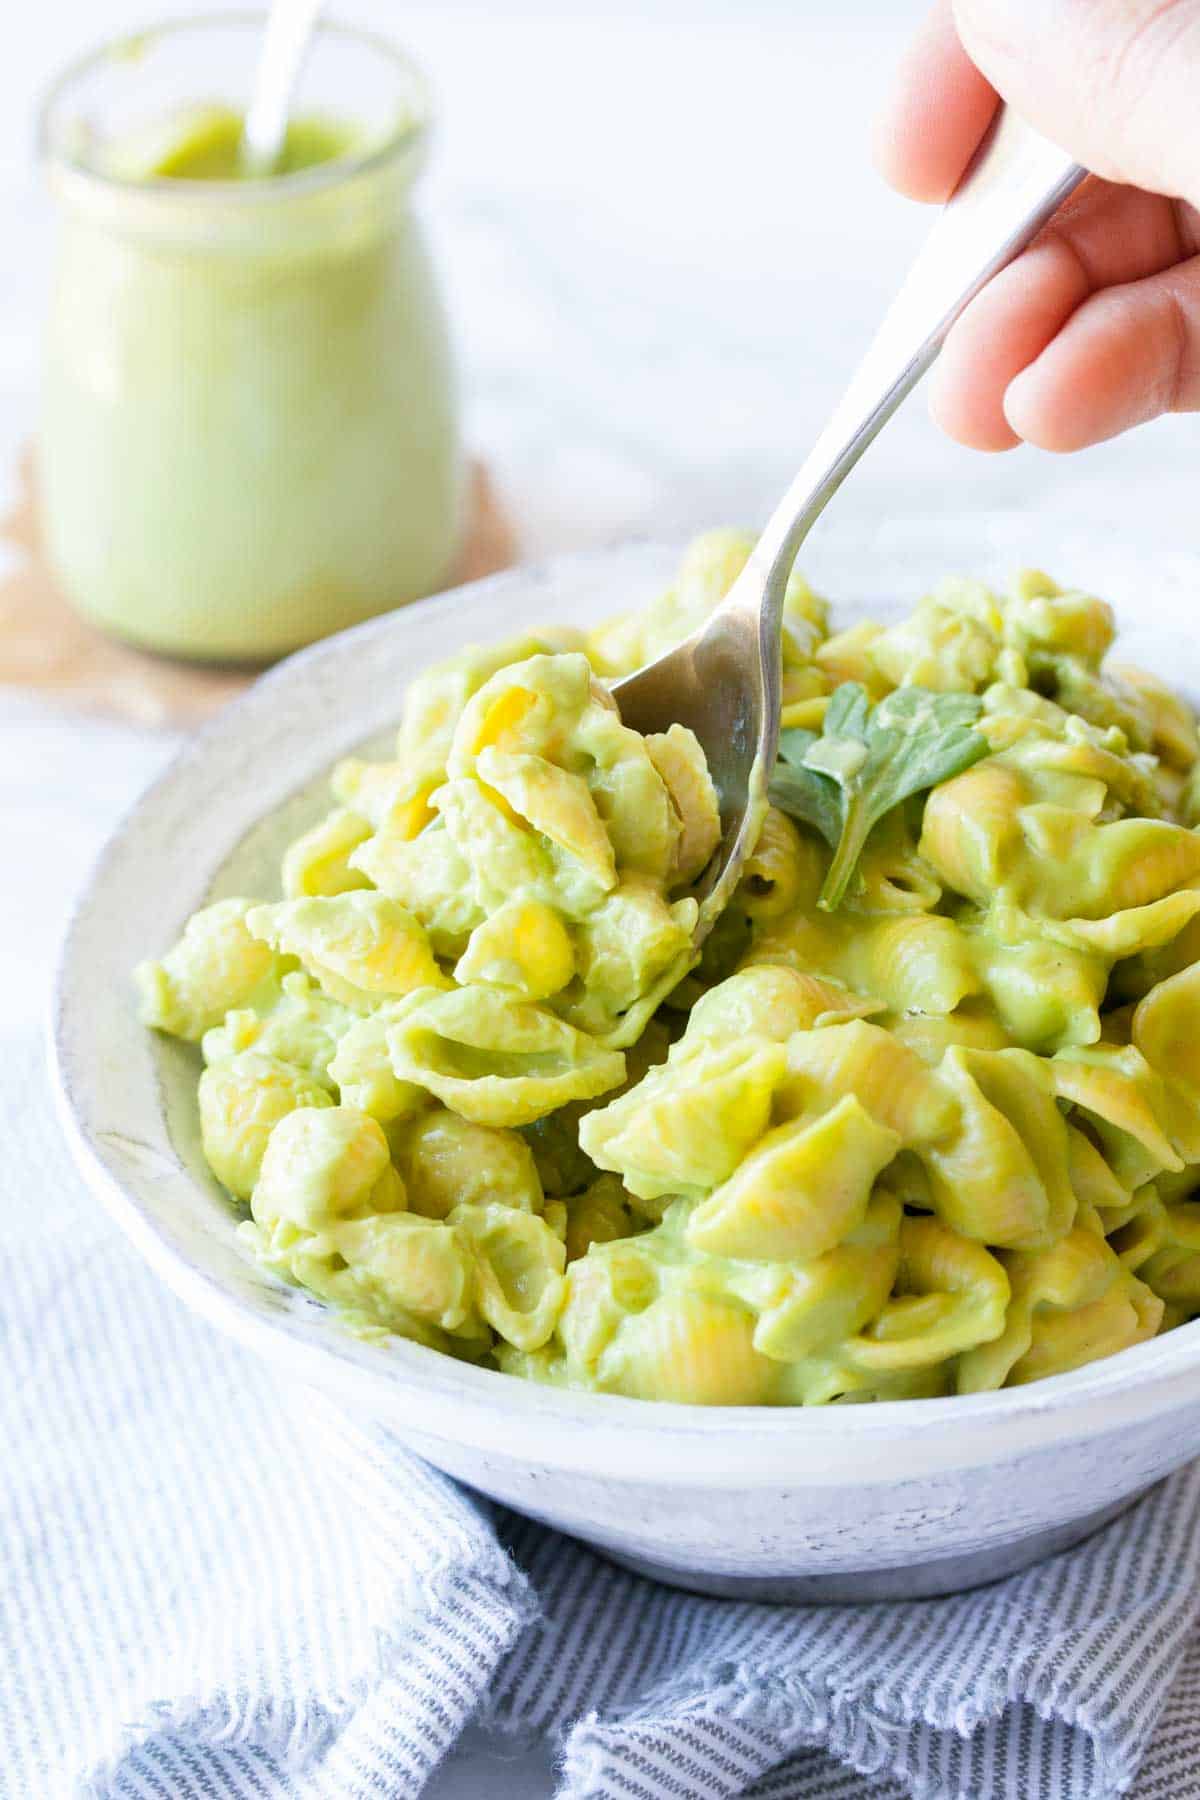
[5,1043,1200,1800]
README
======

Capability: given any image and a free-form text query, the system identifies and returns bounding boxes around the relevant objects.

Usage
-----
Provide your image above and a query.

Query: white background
[4,3,1200,1793]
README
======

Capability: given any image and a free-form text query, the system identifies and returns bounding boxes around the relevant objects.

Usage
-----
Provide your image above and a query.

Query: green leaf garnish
[767,683,989,912]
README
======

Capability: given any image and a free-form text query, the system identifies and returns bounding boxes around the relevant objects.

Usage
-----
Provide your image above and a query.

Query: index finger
[873,1,1000,204]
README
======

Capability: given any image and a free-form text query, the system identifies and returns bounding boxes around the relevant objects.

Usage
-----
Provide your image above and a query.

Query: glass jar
[38,16,463,661]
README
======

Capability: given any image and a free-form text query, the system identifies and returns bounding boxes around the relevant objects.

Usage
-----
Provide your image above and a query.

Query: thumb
[952,0,1200,205]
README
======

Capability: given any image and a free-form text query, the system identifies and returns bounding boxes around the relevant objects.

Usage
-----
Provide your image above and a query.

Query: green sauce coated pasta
[138,540,1200,1401]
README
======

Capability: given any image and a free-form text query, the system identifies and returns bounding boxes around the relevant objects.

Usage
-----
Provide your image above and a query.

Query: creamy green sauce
[112,103,369,181]
[40,99,461,660]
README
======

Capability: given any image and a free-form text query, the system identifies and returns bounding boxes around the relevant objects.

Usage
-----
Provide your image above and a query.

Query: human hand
[874,0,1200,452]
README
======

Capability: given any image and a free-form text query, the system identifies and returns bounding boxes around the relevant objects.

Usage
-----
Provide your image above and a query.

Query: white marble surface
[4,2,1200,1794]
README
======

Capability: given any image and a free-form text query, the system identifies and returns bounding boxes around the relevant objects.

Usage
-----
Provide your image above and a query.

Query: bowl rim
[50,529,1200,1472]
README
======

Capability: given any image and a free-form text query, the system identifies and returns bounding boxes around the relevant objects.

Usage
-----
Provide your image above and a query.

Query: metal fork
[613,107,1084,944]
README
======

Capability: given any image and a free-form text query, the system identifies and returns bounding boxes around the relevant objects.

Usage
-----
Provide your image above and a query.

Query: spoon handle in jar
[241,0,325,177]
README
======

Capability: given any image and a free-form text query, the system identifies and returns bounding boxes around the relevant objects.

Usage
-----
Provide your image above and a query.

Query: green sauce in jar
[38,21,463,661]
[116,103,366,181]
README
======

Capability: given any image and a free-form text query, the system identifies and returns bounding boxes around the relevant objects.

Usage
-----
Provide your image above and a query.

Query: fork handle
[742,108,1085,624]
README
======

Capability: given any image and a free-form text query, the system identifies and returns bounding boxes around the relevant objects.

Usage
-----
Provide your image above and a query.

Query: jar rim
[37,9,430,204]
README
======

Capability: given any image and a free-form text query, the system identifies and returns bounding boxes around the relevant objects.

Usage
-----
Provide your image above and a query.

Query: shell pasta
[137,533,1200,1402]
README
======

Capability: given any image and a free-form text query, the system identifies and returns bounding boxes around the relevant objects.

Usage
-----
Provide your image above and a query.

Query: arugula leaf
[767,682,989,912]
[768,729,843,849]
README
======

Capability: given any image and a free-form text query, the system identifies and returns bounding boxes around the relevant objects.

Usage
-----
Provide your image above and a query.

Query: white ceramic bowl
[52,520,1200,1601]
